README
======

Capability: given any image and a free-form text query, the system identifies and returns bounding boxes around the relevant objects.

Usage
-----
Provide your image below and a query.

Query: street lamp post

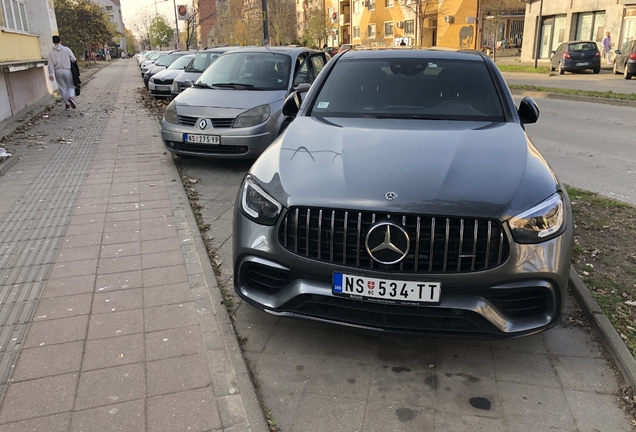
[172,0,180,49]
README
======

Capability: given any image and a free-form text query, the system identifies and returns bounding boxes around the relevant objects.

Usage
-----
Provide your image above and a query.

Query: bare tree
[303,0,329,48]
[479,0,523,62]
[131,11,154,50]
[396,0,440,46]
[268,0,297,45]
[215,0,261,45]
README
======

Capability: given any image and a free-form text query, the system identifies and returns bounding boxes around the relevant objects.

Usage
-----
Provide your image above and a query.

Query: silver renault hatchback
[161,46,328,159]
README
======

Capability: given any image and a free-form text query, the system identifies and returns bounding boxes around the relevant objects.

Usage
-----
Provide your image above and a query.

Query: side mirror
[551,50,556,55]
[518,97,540,125]
[184,80,193,87]
[294,82,311,93]
[614,49,621,54]
[282,91,302,118]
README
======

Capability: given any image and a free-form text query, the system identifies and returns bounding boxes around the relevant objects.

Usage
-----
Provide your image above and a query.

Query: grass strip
[508,84,636,101]
[497,65,551,74]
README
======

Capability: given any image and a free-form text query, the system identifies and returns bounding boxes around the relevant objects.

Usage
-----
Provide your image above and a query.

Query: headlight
[233,104,270,128]
[172,81,179,92]
[164,101,179,124]
[509,193,565,244]
[239,175,282,226]
[150,77,155,83]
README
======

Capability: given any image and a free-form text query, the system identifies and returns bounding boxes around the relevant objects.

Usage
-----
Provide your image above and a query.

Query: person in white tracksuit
[48,35,77,110]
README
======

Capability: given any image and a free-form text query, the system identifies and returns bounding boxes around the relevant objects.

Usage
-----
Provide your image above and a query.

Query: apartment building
[521,0,636,62]
[0,0,58,123]
[92,0,126,52]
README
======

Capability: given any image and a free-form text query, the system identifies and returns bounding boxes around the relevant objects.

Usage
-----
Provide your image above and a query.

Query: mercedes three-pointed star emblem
[365,222,410,265]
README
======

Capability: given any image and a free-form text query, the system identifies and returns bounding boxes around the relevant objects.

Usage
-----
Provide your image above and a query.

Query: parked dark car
[170,47,235,99]
[232,48,574,338]
[144,51,193,89]
[549,41,601,74]
[613,40,636,79]
[161,46,328,159]
[323,46,338,57]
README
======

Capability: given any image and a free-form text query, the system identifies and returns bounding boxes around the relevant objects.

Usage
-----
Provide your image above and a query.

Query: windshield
[156,53,187,67]
[168,55,195,70]
[149,52,164,60]
[197,52,292,90]
[567,42,598,52]
[187,52,224,72]
[310,58,505,122]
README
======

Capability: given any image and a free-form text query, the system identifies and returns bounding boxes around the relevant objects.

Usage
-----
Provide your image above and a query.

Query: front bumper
[233,208,574,339]
[149,81,173,98]
[161,118,275,159]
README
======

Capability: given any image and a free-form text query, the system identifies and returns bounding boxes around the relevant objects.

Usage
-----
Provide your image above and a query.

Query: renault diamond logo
[365,222,410,265]
[198,119,207,130]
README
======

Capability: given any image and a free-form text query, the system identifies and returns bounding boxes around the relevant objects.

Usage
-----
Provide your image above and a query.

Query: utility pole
[262,0,270,45]
[172,0,180,49]
[533,0,543,68]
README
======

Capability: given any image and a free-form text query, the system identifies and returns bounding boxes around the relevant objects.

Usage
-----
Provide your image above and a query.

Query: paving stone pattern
[0,61,267,432]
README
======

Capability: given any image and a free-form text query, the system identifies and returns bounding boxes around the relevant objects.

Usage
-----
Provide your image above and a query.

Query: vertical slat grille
[278,207,509,273]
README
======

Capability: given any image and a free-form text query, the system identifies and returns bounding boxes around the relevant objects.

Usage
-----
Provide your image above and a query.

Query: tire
[549,61,555,72]
[625,66,632,80]
[558,62,564,75]
[613,61,619,75]
[593,67,600,74]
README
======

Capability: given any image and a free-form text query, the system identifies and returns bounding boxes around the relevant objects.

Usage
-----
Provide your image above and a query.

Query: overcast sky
[120,0,181,30]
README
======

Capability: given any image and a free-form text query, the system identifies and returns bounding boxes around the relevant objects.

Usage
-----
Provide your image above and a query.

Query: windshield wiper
[211,82,257,90]
[192,82,213,89]
[185,67,203,72]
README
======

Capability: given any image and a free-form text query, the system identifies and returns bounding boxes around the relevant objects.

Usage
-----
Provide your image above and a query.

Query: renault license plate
[184,134,220,144]
[333,272,441,304]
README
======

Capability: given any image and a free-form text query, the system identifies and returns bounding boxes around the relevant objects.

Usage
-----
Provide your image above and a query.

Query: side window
[293,54,326,87]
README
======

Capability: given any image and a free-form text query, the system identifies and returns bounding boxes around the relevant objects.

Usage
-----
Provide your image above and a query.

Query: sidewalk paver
[0,60,267,432]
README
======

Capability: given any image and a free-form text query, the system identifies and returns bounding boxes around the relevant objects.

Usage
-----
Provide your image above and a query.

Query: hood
[174,71,202,84]
[175,87,287,117]
[152,69,183,81]
[249,117,560,221]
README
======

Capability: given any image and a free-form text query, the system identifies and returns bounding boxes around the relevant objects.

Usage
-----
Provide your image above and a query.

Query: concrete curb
[153,115,269,432]
[0,155,18,176]
[510,90,636,108]
[568,266,636,388]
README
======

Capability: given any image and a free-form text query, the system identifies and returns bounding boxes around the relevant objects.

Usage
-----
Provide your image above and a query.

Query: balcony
[339,13,351,26]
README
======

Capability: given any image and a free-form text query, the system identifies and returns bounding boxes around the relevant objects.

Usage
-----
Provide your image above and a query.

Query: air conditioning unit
[444,15,454,24]
[396,21,404,28]
[363,0,370,7]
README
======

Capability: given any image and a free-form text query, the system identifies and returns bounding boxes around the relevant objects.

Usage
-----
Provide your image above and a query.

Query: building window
[384,21,393,37]
[1,0,30,32]
[368,0,375,11]
[354,26,360,38]
[353,1,360,13]
[404,19,414,35]
[368,23,376,38]
[573,11,605,42]
[385,0,393,6]
[106,5,113,11]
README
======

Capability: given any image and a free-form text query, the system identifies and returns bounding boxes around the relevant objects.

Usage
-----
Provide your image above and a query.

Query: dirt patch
[135,87,169,120]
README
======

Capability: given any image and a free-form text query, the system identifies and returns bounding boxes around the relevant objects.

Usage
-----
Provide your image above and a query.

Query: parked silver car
[149,54,195,98]
[161,46,328,159]
[170,47,235,99]
[233,48,574,338]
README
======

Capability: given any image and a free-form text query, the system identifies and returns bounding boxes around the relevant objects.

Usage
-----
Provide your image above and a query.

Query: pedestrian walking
[47,35,77,110]
[602,31,613,65]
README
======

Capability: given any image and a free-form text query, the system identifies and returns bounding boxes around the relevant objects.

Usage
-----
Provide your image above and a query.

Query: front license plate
[156,85,171,91]
[184,134,220,144]
[576,62,589,66]
[333,272,441,304]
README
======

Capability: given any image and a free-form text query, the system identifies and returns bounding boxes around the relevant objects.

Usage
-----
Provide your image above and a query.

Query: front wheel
[549,61,555,72]
[625,67,632,80]
[558,62,565,75]
[613,61,619,75]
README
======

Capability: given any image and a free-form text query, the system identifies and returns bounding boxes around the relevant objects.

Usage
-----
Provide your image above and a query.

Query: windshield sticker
[317,101,330,109]
[428,63,438,68]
